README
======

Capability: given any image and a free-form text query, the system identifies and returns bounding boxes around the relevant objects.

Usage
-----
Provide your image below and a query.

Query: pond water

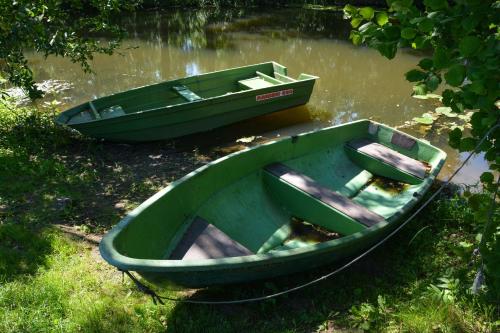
[27,8,488,185]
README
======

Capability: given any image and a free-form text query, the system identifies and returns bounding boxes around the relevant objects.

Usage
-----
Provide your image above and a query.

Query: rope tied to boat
[121,122,500,305]
[121,270,165,305]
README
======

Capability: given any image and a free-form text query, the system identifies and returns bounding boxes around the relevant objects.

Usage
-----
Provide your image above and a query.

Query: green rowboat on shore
[55,62,318,142]
[99,120,446,287]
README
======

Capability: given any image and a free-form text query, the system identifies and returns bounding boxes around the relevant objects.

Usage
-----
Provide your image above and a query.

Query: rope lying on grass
[122,123,500,305]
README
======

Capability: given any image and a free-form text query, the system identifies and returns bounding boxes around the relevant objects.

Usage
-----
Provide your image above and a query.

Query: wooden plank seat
[264,163,384,227]
[238,71,283,90]
[346,139,427,180]
[172,85,203,102]
[238,77,275,90]
[170,217,252,260]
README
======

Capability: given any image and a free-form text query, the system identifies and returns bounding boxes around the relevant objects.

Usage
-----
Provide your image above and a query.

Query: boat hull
[56,62,317,142]
[99,120,446,287]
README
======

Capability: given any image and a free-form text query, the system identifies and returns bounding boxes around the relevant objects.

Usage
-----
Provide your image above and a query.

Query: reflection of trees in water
[117,8,351,52]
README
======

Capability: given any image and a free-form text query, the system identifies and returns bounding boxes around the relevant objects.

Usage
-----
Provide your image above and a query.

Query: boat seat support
[274,72,297,83]
[88,101,101,119]
[172,85,203,102]
[256,71,283,84]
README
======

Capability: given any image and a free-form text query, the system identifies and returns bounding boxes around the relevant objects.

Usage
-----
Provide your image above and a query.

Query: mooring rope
[122,123,500,305]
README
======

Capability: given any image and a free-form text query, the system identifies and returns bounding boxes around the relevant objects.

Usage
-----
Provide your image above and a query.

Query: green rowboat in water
[99,120,446,287]
[55,62,318,142]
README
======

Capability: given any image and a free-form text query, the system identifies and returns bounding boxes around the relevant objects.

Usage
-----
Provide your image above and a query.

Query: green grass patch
[0,102,498,332]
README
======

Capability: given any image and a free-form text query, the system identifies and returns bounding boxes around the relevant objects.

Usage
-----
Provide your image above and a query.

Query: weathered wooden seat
[238,71,284,90]
[346,139,427,180]
[172,85,203,102]
[264,163,384,227]
[238,77,275,90]
[170,217,252,260]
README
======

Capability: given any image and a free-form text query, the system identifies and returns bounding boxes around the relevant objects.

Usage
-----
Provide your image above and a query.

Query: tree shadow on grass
[0,224,52,282]
[1,105,310,233]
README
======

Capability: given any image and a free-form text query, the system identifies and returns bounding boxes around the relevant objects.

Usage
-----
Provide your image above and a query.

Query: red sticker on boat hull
[256,89,294,101]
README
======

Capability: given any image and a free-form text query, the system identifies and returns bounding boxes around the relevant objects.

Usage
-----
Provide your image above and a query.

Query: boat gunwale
[99,120,447,273]
[56,61,319,127]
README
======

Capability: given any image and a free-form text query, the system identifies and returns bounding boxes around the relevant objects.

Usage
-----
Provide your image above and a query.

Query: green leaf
[418,18,434,32]
[412,93,442,100]
[435,106,457,117]
[418,58,433,70]
[413,84,428,95]
[432,47,450,69]
[383,25,401,40]
[459,36,481,57]
[359,7,375,20]
[390,0,414,12]
[350,31,362,45]
[405,69,426,82]
[401,27,417,39]
[466,81,486,95]
[485,148,497,161]
[423,0,448,10]
[343,4,358,17]
[468,194,484,210]
[426,74,440,91]
[359,22,375,33]
[441,89,455,106]
[480,172,494,184]
[351,18,363,28]
[413,116,434,125]
[462,15,480,32]
[449,128,462,148]
[459,137,477,152]
[411,36,428,49]
[376,42,397,59]
[444,65,466,87]
[376,12,389,26]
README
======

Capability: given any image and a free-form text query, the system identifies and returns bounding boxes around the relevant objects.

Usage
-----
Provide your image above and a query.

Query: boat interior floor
[169,137,427,261]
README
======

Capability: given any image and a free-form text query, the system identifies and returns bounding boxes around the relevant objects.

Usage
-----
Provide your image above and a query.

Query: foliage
[0,0,140,99]
[349,295,390,331]
[344,0,500,300]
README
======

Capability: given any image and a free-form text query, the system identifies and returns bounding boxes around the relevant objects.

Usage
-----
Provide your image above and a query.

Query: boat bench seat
[265,163,384,227]
[238,71,284,90]
[345,139,428,184]
[238,77,275,90]
[170,217,252,260]
[172,85,203,102]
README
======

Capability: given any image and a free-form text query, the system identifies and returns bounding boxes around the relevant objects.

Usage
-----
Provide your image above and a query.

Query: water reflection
[27,8,489,184]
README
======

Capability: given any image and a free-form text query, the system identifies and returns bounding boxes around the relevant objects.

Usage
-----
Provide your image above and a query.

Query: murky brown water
[27,8,488,185]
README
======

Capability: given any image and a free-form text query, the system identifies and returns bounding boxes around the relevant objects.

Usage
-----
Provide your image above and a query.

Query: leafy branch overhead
[344,0,499,168]
[345,0,500,299]
[0,0,141,99]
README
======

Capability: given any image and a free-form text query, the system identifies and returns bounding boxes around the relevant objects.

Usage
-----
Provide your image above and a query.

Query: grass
[0,102,498,332]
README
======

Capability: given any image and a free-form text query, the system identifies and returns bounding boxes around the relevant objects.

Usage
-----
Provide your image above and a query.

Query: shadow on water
[172,105,312,152]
